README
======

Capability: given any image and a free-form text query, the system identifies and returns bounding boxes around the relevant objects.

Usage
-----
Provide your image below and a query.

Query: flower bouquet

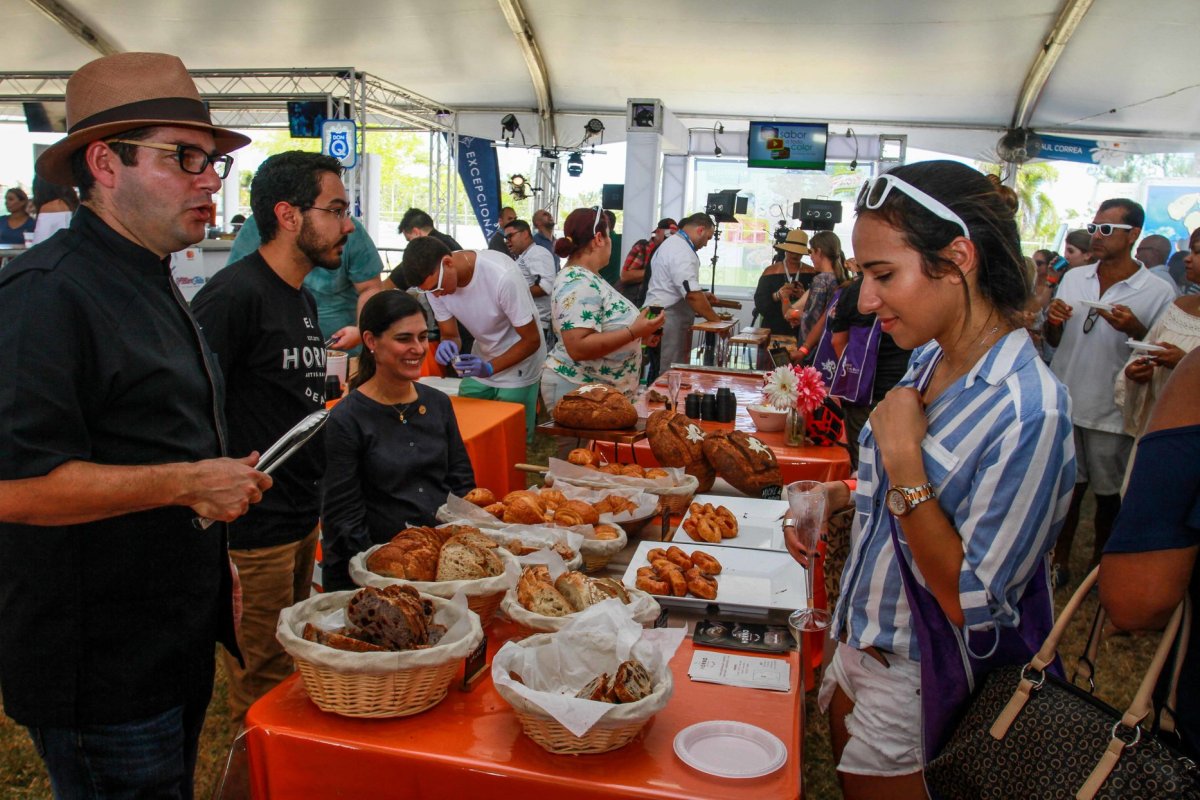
[762,365,827,445]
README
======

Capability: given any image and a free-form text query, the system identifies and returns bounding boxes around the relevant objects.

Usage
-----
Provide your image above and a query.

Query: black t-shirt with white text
[193,251,327,549]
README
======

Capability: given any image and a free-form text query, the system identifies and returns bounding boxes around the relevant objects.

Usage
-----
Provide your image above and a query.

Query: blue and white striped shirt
[831,330,1076,661]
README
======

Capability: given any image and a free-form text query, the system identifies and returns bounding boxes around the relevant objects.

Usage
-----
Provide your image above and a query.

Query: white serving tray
[620,540,807,615]
[670,494,788,551]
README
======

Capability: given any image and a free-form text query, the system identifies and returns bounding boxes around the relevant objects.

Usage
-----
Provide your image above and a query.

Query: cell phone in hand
[647,305,664,319]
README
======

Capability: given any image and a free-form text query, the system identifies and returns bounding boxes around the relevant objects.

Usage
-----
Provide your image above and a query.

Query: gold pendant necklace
[392,400,426,424]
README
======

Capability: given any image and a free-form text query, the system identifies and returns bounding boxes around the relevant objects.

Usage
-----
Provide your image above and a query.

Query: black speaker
[601,184,624,210]
[794,199,842,231]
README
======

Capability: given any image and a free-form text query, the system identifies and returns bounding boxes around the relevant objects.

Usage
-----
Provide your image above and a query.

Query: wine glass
[785,480,832,632]
[667,372,682,411]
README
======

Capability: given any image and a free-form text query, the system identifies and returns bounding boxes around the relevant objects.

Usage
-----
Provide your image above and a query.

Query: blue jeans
[27,694,209,800]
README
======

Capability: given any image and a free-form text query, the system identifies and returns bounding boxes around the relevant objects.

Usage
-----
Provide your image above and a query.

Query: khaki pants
[222,527,318,721]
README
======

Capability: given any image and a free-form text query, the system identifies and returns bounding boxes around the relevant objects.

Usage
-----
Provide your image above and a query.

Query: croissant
[464,487,497,507]
[503,494,546,525]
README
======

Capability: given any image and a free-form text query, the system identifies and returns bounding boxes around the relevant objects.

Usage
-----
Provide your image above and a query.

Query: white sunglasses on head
[857,174,971,241]
[418,263,445,295]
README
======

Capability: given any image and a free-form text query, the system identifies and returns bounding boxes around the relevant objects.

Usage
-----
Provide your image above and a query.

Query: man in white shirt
[1046,198,1176,583]
[400,237,545,443]
[643,212,723,374]
[504,218,555,342]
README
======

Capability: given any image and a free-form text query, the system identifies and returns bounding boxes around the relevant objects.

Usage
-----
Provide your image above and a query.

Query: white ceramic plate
[674,720,787,779]
[1078,300,1115,313]
[621,541,807,613]
[670,494,788,550]
[1126,340,1166,354]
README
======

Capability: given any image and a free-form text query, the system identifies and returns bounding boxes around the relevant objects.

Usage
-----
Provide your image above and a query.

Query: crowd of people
[0,48,1197,800]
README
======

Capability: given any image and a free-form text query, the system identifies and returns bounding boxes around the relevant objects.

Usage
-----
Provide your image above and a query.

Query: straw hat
[774,228,810,255]
[35,52,251,185]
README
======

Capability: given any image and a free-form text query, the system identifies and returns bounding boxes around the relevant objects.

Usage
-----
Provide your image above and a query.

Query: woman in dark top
[321,291,475,591]
[754,231,811,336]
[1101,348,1200,759]
[828,276,914,469]
[2,187,35,244]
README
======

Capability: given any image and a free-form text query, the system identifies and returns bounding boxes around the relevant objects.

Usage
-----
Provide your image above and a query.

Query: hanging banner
[449,134,503,241]
[1036,134,1102,165]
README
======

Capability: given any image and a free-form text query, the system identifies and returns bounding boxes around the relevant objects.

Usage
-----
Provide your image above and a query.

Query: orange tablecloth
[244,620,803,799]
[451,395,525,497]
[419,345,444,377]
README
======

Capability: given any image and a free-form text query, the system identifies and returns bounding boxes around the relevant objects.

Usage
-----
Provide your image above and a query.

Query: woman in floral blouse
[541,207,665,412]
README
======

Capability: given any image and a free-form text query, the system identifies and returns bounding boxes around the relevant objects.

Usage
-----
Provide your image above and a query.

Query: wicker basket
[492,630,673,755]
[295,656,461,719]
[348,546,521,629]
[501,588,661,635]
[277,590,483,718]
[512,708,650,754]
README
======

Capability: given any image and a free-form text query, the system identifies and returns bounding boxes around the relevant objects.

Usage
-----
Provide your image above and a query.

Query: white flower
[763,366,799,410]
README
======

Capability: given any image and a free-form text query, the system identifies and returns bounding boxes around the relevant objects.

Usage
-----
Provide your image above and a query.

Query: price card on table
[687,651,791,692]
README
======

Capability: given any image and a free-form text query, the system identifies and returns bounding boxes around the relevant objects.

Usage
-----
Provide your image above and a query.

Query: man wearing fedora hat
[0,52,270,797]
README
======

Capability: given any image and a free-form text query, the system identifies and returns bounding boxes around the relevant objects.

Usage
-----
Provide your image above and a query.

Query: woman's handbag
[925,568,1200,800]
[829,316,881,406]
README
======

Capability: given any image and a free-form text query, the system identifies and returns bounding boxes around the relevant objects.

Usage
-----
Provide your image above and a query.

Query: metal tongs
[193,409,330,530]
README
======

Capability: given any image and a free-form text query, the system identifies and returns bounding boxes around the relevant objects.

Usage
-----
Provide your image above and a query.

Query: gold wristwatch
[885,482,936,517]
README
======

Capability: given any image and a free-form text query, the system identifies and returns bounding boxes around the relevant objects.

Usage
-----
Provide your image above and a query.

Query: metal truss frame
[0,67,460,231]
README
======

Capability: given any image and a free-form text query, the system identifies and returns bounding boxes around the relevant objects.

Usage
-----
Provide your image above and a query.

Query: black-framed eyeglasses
[106,139,233,179]
[1086,222,1134,237]
[503,231,518,240]
[302,205,350,220]
[1083,308,1100,334]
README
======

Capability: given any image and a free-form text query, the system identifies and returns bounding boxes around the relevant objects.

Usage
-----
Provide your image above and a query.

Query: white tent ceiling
[3,0,1198,158]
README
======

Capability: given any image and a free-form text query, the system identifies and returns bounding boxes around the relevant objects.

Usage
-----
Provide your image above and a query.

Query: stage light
[583,118,605,145]
[566,152,584,177]
[500,113,520,143]
[508,174,528,200]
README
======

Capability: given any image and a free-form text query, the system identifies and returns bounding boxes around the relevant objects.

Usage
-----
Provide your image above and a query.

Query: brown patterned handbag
[925,568,1199,799]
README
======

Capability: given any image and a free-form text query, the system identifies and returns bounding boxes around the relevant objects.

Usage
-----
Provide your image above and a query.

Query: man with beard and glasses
[192,151,354,720]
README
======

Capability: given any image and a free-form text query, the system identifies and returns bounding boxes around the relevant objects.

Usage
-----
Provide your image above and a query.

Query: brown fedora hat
[774,228,810,255]
[35,52,251,185]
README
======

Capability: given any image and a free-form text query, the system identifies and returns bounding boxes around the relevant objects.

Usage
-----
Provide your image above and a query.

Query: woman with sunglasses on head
[320,290,475,592]
[541,207,665,413]
[794,162,1075,798]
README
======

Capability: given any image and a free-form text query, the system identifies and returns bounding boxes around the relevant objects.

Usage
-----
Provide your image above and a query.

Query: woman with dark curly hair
[789,162,1075,797]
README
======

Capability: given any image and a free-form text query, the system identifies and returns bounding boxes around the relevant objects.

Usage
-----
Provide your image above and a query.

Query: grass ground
[0,470,1155,799]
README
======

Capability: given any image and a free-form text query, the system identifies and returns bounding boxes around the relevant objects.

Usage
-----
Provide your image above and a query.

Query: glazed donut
[696,518,722,544]
[689,502,703,516]
[716,505,736,526]
[646,548,669,564]
[690,551,723,575]
[650,558,676,576]
[685,567,718,600]
[665,546,694,570]
[659,563,687,596]
[635,567,669,596]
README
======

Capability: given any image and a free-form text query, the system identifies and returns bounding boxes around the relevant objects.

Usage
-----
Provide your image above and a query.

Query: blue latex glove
[434,339,459,365]
[454,354,494,378]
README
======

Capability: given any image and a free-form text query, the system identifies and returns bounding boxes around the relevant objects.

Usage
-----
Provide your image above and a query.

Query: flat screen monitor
[24,101,68,133]
[287,100,329,139]
[746,121,828,171]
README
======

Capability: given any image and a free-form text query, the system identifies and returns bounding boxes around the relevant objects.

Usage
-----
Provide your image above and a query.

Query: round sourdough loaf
[645,410,715,491]
[552,384,637,430]
[701,430,782,497]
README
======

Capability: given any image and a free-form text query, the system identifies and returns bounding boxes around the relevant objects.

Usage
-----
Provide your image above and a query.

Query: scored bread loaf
[552,384,638,430]
[645,409,715,491]
[701,430,782,497]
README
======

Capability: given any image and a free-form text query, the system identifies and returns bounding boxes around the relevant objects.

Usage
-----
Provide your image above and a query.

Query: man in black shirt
[0,52,270,798]
[193,151,354,720]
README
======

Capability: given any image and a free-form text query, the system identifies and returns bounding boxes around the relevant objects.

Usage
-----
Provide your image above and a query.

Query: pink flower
[791,365,827,414]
